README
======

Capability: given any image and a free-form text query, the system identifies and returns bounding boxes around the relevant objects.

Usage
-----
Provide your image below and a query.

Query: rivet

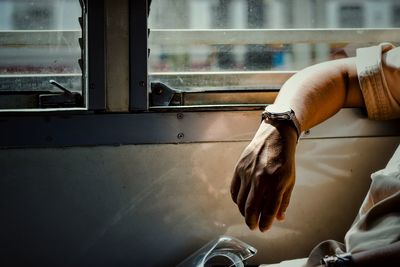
[177,133,184,139]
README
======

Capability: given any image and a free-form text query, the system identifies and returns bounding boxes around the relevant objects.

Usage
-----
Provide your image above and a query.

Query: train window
[339,5,363,28]
[148,0,400,107]
[0,0,86,110]
[393,5,400,27]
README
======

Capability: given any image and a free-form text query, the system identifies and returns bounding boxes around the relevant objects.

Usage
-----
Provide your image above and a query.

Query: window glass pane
[148,0,400,93]
[0,0,84,109]
[340,5,363,28]
[392,5,400,27]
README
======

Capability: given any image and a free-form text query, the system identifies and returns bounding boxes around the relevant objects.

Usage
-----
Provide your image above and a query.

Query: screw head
[177,133,184,139]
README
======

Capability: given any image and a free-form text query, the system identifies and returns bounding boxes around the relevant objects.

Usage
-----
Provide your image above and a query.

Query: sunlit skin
[231,57,364,231]
[230,57,400,266]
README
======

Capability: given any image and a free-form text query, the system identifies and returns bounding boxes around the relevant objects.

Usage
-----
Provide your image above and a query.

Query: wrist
[260,118,299,145]
[261,104,302,140]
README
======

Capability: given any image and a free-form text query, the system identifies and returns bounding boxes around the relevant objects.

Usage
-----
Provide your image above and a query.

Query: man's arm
[276,57,364,131]
[351,241,400,267]
[230,57,365,232]
[317,241,400,267]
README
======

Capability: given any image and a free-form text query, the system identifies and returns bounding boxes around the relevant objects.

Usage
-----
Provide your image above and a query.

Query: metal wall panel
[0,109,399,148]
[0,137,399,265]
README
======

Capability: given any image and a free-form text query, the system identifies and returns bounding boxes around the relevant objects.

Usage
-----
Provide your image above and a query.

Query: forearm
[317,241,400,267]
[231,57,366,232]
[351,241,400,267]
[275,57,364,132]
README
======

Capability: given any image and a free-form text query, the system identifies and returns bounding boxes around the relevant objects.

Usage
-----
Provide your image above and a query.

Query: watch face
[263,104,300,137]
[265,104,291,115]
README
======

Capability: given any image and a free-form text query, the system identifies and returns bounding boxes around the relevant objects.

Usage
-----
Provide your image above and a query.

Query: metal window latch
[150,82,183,106]
[38,80,84,108]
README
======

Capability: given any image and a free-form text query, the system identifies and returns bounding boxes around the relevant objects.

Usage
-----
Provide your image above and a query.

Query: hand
[230,120,298,231]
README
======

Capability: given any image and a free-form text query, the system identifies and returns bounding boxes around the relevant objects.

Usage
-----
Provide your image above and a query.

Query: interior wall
[1,136,399,266]
[1,1,399,266]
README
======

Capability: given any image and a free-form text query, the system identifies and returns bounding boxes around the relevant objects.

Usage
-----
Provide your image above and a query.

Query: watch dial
[266,104,291,114]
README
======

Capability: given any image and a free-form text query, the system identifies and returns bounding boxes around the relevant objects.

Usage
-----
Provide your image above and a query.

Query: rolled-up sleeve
[356,43,400,120]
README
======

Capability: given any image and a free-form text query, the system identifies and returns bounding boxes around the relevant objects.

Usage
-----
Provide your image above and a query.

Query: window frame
[0,0,399,149]
[145,0,400,109]
[87,0,106,111]
[129,0,149,111]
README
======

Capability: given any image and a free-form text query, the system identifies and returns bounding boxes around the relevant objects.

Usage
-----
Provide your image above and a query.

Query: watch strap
[289,112,301,139]
[320,252,353,267]
[261,107,302,139]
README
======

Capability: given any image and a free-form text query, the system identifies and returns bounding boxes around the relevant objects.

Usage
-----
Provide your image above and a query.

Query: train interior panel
[0,0,399,266]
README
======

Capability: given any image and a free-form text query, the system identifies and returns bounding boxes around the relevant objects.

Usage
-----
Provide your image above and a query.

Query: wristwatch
[261,104,302,139]
[320,252,353,267]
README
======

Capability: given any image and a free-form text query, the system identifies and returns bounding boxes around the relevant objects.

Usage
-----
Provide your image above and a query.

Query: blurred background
[149,0,400,73]
[0,0,82,94]
[0,0,399,94]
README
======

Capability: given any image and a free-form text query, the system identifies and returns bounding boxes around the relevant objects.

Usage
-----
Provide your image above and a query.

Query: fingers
[237,179,251,216]
[230,170,241,204]
[244,184,264,230]
[276,184,294,221]
[259,191,282,232]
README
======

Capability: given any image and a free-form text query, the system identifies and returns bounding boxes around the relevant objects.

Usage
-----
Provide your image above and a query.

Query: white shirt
[345,43,400,252]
